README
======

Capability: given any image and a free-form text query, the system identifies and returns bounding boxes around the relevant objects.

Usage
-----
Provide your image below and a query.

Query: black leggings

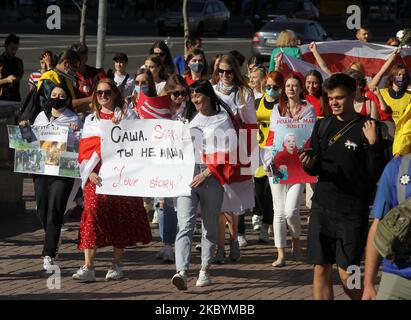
[238,176,274,234]
[253,176,273,225]
[34,175,74,258]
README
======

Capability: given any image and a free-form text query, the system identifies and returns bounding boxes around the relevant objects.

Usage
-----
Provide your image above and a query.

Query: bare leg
[113,247,124,266]
[85,248,97,268]
[313,264,334,300]
[224,212,238,240]
[272,247,286,266]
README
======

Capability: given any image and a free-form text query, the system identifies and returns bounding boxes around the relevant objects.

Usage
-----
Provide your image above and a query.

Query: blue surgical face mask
[134,85,150,95]
[189,62,204,73]
[140,85,150,95]
[266,87,279,98]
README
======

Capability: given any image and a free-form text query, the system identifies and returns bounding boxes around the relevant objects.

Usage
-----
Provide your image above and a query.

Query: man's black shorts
[307,204,369,270]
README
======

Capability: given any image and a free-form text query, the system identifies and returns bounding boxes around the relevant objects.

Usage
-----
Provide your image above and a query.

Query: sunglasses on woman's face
[96,89,112,97]
[218,68,233,75]
[265,85,280,91]
[171,90,187,98]
[154,51,165,57]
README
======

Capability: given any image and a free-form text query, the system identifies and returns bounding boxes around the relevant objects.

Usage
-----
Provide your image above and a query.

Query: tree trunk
[183,0,190,56]
[80,0,88,44]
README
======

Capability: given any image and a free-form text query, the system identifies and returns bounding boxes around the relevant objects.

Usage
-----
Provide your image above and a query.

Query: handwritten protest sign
[97,119,195,197]
[269,118,317,184]
[7,125,81,178]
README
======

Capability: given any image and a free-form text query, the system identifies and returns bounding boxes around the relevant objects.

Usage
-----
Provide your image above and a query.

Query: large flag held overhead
[299,40,411,78]
[281,53,330,81]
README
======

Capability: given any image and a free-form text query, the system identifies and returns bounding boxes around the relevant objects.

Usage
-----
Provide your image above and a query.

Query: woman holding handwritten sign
[74,79,151,282]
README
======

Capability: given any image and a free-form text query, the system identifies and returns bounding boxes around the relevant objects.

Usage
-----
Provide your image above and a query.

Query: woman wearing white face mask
[212,54,257,264]
[184,48,208,87]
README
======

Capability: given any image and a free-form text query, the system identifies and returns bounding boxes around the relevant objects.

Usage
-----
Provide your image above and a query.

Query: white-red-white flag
[299,40,411,78]
[281,53,330,80]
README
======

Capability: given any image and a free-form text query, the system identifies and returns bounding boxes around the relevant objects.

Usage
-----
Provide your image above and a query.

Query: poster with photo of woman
[271,120,317,184]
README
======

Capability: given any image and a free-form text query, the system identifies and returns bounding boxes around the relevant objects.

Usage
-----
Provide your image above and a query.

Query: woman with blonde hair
[73,78,151,282]
[212,54,257,264]
[268,29,301,72]
[249,66,267,99]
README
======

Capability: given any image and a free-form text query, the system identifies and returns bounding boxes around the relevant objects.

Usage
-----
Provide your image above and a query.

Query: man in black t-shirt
[0,34,24,102]
[300,73,386,300]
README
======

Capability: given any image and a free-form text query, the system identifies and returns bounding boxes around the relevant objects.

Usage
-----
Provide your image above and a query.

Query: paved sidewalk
[0,178,353,300]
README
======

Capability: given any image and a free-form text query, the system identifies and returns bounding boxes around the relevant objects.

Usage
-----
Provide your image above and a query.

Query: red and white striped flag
[135,93,172,119]
[281,53,330,81]
[299,40,411,78]
[78,108,137,189]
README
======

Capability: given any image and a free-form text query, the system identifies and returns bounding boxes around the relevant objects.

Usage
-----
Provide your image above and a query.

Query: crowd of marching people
[1,26,411,299]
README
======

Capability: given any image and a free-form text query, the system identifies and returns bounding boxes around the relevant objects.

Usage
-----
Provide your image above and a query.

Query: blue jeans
[157,198,177,246]
[174,174,224,272]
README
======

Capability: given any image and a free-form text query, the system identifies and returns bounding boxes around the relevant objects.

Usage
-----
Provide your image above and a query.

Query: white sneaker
[238,235,248,247]
[43,256,54,271]
[72,265,96,282]
[196,270,211,287]
[252,214,262,231]
[171,271,187,290]
[258,224,269,243]
[162,245,175,263]
[105,264,123,281]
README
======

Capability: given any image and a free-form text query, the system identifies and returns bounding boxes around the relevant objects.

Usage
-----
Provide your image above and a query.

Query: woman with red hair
[265,74,316,267]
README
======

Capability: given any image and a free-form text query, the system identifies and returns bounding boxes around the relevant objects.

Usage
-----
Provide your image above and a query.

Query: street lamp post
[96,0,107,68]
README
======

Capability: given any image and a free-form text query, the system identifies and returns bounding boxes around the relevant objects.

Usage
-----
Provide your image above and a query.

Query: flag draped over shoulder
[299,40,411,77]
[189,111,254,213]
[135,92,172,119]
[281,53,329,81]
[77,108,137,189]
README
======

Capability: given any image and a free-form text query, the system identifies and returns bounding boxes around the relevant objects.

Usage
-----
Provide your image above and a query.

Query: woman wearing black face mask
[30,86,82,272]
[379,64,411,125]
[184,49,208,86]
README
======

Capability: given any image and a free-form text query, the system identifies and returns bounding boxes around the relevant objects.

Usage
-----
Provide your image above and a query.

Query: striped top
[28,70,42,88]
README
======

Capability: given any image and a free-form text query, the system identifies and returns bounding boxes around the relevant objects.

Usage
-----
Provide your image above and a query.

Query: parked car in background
[253,0,320,30]
[251,18,332,62]
[157,0,230,36]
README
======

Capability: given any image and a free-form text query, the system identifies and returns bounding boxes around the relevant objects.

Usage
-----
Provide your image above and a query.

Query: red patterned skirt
[78,165,152,249]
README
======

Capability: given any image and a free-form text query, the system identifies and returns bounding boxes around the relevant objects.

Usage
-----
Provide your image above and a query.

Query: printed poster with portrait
[7,125,81,178]
[270,118,317,184]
